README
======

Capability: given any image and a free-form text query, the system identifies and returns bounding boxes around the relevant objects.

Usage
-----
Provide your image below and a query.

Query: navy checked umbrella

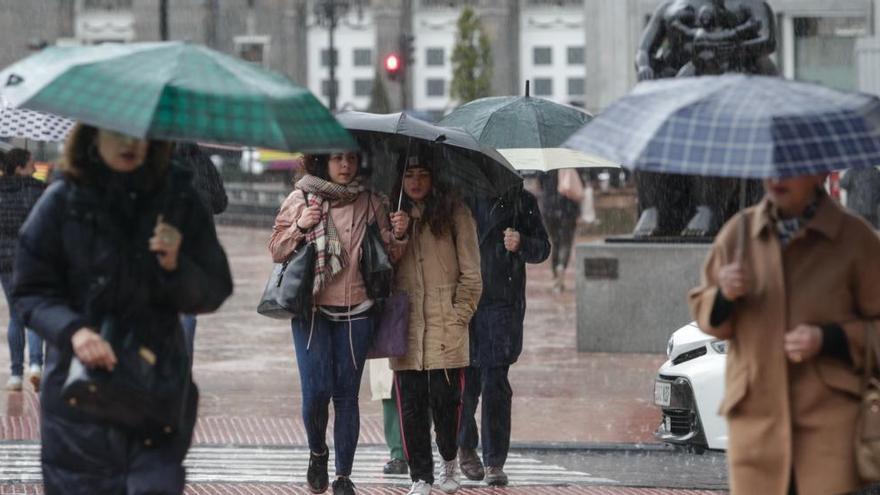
[563,74,880,178]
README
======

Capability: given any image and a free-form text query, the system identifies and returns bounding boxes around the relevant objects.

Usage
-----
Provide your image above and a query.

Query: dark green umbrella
[336,111,521,199]
[0,42,355,152]
[438,86,617,171]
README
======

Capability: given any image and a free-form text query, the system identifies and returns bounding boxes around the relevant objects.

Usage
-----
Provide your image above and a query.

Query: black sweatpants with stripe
[394,368,464,484]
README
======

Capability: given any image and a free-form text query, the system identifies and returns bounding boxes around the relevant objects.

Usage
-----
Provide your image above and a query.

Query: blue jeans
[1,272,42,377]
[179,314,196,358]
[291,312,373,476]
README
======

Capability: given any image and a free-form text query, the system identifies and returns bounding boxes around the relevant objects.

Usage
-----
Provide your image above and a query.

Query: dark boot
[457,447,484,481]
[331,476,356,495]
[383,458,409,475]
[307,448,329,493]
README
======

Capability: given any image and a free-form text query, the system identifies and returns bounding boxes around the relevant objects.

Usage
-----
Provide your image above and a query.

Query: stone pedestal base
[575,241,711,353]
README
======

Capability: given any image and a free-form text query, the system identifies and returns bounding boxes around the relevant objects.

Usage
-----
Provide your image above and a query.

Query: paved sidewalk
[0,485,720,495]
[0,225,666,446]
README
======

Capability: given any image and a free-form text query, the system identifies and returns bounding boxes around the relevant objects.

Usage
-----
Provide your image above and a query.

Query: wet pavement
[0,226,715,493]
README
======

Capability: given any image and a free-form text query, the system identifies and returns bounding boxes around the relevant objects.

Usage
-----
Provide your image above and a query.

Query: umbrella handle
[397,136,414,212]
[735,178,748,264]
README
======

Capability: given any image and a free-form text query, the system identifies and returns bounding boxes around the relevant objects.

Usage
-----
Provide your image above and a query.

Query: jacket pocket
[718,368,748,416]
[816,359,861,397]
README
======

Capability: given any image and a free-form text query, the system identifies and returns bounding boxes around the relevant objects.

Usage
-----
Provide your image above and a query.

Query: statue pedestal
[575,240,711,353]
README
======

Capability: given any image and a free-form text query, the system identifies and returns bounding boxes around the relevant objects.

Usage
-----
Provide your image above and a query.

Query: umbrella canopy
[563,74,880,179]
[438,95,618,171]
[0,104,73,141]
[336,111,521,198]
[0,42,355,152]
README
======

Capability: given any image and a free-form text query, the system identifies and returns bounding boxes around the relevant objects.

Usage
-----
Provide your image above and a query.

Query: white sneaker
[28,365,41,392]
[406,480,432,495]
[5,375,22,392]
[436,458,461,494]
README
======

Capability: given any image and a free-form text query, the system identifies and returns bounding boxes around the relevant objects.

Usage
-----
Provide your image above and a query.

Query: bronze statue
[633,0,776,237]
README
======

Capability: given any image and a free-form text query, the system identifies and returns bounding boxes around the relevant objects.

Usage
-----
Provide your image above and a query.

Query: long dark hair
[302,152,368,181]
[61,123,172,191]
[393,157,457,238]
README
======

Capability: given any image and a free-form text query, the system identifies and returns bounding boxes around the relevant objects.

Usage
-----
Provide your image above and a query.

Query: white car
[654,322,728,452]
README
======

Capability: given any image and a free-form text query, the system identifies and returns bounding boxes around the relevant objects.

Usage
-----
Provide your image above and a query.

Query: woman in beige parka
[389,152,482,495]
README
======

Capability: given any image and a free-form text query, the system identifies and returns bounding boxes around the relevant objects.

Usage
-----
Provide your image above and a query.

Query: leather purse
[856,322,880,481]
[367,292,410,359]
[360,199,393,300]
[257,193,317,319]
[60,315,193,434]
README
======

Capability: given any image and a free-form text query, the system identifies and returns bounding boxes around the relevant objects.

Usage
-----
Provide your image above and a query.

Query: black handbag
[360,199,393,300]
[257,192,317,319]
[60,315,193,434]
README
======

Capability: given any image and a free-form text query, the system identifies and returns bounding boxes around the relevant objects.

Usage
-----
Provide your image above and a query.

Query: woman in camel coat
[689,173,880,495]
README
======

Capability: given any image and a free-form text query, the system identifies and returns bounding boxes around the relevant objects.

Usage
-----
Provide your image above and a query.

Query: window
[320,48,338,67]
[234,36,270,67]
[353,48,372,67]
[533,47,552,65]
[793,17,868,92]
[567,46,585,65]
[354,79,373,97]
[533,78,553,96]
[426,79,445,97]
[426,48,445,67]
[567,77,585,96]
[83,0,132,9]
[321,79,339,97]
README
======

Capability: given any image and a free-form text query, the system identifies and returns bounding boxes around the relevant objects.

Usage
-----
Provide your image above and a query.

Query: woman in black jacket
[0,148,46,392]
[12,124,233,494]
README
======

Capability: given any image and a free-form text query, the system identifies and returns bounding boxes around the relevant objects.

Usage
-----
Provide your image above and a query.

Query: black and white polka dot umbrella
[0,105,73,141]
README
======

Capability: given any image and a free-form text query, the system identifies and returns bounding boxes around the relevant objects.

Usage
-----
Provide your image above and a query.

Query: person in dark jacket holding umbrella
[171,142,229,358]
[12,124,233,494]
[0,148,45,392]
[459,185,550,486]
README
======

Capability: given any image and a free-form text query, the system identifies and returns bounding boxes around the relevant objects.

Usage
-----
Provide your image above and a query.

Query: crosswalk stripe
[0,443,619,486]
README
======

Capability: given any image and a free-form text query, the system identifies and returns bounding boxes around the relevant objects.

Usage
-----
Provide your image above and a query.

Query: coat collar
[751,192,843,240]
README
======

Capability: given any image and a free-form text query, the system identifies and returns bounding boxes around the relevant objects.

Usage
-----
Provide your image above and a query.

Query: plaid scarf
[296,174,363,295]
[773,194,820,248]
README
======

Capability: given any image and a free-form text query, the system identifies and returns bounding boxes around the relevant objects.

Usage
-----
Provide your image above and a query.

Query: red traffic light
[384,53,401,73]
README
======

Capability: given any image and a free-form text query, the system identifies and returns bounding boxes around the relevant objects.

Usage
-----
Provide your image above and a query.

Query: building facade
[0,0,878,117]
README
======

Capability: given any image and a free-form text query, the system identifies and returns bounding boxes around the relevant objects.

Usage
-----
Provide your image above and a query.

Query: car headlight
[666,335,674,359]
[710,340,728,354]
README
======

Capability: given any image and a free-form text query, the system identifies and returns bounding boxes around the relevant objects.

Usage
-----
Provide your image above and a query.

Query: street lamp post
[313,0,364,112]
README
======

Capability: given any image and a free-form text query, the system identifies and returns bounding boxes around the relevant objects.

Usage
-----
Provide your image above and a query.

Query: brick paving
[0,485,722,495]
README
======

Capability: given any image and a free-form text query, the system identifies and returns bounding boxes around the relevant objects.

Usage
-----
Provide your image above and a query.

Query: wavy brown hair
[393,160,457,238]
[62,123,172,191]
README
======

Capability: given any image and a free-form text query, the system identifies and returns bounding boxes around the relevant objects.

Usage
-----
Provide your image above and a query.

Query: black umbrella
[336,111,521,201]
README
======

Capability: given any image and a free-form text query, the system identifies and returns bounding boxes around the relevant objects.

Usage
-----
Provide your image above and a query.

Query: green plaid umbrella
[0,42,355,152]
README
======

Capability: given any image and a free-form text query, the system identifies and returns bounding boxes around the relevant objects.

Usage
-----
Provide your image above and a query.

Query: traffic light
[384,53,402,81]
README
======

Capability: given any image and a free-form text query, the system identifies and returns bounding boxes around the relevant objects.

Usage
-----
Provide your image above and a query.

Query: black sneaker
[332,476,356,495]
[307,449,329,493]
[383,458,409,475]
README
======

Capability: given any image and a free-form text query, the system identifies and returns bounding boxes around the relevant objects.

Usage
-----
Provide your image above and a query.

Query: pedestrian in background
[368,360,407,475]
[840,167,880,228]
[0,148,45,392]
[390,152,482,495]
[459,185,550,486]
[12,124,232,493]
[689,173,880,495]
[269,151,410,495]
[172,142,229,358]
[539,169,583,293]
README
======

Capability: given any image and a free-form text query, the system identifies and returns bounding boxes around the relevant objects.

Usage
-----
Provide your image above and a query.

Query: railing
[217,182,291,229]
